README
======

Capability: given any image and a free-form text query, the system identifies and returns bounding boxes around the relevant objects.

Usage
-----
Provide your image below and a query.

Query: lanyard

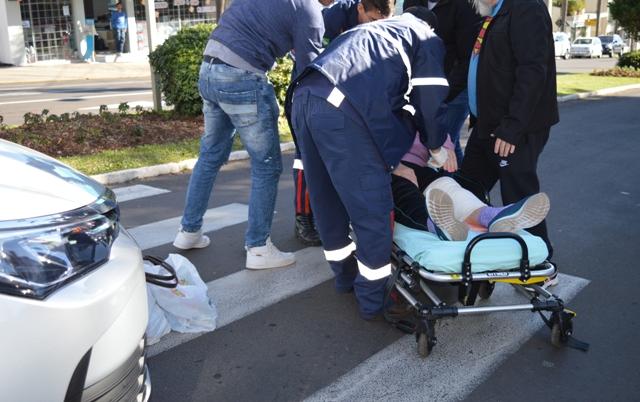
[472,16,493,55]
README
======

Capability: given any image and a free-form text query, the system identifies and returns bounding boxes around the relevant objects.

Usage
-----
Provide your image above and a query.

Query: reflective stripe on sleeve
[411,77,449,87]
[357,261,392,281]
[293,159,304,170]
[324,242,356,261]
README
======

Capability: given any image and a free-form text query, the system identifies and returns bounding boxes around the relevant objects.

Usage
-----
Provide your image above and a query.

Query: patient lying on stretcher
[392,134,550,242]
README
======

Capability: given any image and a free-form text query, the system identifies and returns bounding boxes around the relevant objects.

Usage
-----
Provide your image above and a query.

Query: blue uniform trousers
[291,90,393,319]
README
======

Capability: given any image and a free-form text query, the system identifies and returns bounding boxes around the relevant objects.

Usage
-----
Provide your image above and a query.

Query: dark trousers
[391,162,442,232]
[291,91,393,318]
[460,127,553,256]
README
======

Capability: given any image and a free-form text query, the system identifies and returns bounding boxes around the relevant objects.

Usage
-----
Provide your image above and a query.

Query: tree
[610,0,640,51]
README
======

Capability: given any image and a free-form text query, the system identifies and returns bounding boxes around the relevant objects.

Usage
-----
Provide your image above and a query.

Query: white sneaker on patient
[246,237,296,270]
[426,188,469,241]
[173,229,210,250]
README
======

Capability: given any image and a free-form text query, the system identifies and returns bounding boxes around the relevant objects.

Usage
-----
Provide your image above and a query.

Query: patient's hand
[392,164,418,187]
[442,148,458,173]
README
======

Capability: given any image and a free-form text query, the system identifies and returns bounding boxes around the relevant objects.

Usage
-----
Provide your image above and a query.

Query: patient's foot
[488,193,550,233]
[426,188,469,241]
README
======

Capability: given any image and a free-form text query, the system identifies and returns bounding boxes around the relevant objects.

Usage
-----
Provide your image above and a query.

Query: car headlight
[0,191,119,300]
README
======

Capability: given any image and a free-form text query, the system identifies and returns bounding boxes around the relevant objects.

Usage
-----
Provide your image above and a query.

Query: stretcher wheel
[417,333,432,358]
[550,322,563,347]
[478,282,495,299]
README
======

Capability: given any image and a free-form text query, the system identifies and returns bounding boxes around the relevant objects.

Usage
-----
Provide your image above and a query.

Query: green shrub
[618,51,640,70]
[149,23,294,117]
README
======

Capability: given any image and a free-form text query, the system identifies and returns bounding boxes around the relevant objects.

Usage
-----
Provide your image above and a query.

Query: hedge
[618,51,640,70]
[149,23,294,116]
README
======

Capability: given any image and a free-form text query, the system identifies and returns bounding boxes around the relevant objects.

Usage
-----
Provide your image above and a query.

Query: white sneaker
[173,229,210,250]
[246,237,296,270]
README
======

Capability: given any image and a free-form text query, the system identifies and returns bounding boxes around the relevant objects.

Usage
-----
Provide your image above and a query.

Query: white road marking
[112,184,170,203]
[306,273,589,402]
[147,246,332,357]
[0,80,149,92]
[0,91,40,97]
[129,203,248,250]
[0,91,152,106]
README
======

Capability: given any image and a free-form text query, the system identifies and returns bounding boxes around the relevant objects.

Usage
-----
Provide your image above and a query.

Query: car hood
[0,139,105,221]
[571,44,592,48]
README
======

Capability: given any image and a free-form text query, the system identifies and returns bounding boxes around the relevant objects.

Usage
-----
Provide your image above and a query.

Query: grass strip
[556,73,640,96]
[62,116,293,175]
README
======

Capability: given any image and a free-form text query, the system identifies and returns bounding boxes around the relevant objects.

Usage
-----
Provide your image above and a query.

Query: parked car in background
[598,34,625,57]
[570,37,603,58]
[0,139,151,402]
[554,32,571,59]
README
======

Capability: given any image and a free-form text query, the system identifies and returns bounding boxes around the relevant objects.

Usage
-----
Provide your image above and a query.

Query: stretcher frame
[389,232,584,357]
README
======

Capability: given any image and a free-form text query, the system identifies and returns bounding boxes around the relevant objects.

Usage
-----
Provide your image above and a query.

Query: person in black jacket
[462,0,559,263]
[402,0,482,163]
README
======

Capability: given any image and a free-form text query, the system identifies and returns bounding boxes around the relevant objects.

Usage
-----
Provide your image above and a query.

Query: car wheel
[563,50,570,60]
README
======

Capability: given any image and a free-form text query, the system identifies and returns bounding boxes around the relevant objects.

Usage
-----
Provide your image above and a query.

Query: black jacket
[431,0,483,102]
[473,0,559,145]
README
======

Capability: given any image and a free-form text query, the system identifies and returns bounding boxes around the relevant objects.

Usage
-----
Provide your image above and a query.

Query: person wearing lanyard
[172,0,325,271]
[289,7,451,320]
[462,0,559,286]
[290,0,394,247]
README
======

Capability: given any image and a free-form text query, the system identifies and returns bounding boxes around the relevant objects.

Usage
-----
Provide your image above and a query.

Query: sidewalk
[0,59,152,85]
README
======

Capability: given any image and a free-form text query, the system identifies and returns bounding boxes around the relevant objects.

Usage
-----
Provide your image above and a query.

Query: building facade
[0,0,221,65]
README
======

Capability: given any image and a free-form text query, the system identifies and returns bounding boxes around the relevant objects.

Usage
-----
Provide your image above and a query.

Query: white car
[0,139,150,402]
[554,32,571,59]
[570,37,603,58]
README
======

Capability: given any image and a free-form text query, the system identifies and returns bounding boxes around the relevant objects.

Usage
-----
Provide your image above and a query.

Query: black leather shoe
[295,214,322,246]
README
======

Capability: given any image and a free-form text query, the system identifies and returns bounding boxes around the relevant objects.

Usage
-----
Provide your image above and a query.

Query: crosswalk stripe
[147,246,332,357]
[129,203,248,250]
[112,184,170,203]
[305,273,589,402]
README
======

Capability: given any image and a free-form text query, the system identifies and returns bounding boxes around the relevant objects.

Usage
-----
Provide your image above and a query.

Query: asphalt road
[556,56,618,73]
[0,79,152,126]
[110,89,640,401]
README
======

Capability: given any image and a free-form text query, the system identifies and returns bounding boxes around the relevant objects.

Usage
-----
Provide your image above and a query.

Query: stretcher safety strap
[357,261,392,281]
[324,242,356,261]
[293,159,304,170]
[411,77,449,87]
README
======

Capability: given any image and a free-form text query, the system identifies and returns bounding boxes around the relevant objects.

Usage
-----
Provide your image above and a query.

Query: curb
[92,141,296,186]
[92,83,640,186]
[557,83,640,102]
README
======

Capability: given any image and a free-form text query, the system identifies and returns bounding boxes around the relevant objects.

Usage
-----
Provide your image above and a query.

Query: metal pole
[595,0,602,36]
[145,0,162,111]
[561,0,568,33]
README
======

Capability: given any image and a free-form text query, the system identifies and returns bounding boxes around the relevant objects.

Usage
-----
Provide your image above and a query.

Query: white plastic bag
[145,285,171,345]
[150,254,217,333]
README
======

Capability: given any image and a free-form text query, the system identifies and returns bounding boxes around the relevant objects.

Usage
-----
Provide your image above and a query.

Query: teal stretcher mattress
[393,223,549,274]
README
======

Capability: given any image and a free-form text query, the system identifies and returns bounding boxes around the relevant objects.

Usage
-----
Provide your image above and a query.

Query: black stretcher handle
[461,232,531,283]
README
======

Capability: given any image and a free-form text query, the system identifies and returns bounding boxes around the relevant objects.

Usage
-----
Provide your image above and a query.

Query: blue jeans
[443,89,469,164]
[181,62,282,248]
[114,29,126,53]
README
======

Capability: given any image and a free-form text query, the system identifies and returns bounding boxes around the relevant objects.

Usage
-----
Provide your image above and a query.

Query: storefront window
[20,0,75,62]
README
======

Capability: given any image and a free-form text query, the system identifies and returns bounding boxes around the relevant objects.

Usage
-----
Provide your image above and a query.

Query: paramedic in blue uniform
[292,0,395,246]
[290,7,451,320]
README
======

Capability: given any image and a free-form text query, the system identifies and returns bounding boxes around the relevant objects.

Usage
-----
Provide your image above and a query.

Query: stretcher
[388,222,589,358]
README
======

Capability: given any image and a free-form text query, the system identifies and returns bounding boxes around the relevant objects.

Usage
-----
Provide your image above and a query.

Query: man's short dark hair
[403,6,438,30]
[402,0,429,10]
[361,0,394,16]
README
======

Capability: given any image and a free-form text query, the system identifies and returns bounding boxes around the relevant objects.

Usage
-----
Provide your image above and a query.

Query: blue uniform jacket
[298,13,449,170]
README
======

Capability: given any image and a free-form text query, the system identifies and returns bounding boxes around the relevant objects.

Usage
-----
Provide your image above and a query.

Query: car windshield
[599,36,613,43]
[574,38,592,44]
